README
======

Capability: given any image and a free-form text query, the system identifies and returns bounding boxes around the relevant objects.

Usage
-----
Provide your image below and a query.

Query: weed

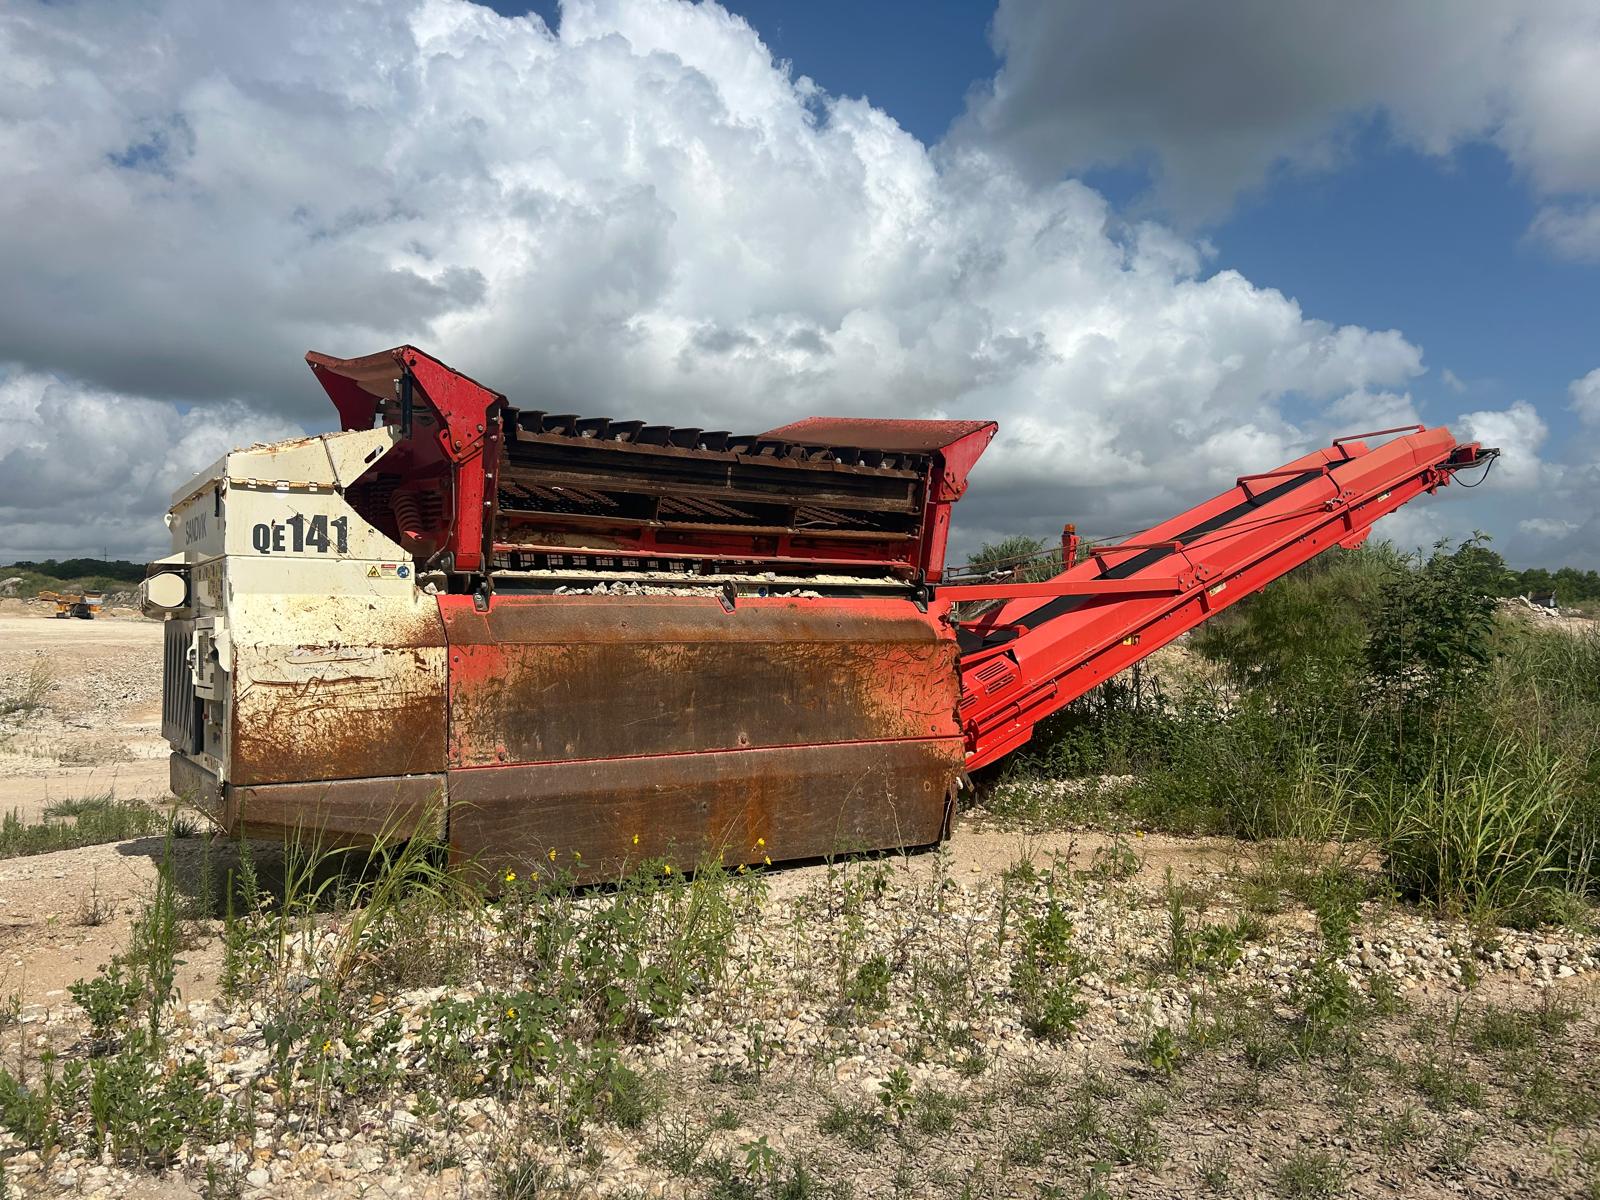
[1513,1060,1600,1129]
[1011,885,1088,1041]
[68,963,139,1050]
[846,954,892,1013]
[1274,1149,1344,1198]
[1474,1004,1539,1051]
[1432,1124,1480,1173]
[1374,1104,1425,1157]
[647,1114,710,1175]
[912,1085,964,1136]
[0,663,52,721]
[1083,836,1140,882]
[878,1067,913,1126]
[1412,1054,1483,1112]
[76,869,115,927]
[490,1155,559,1199]
[43,792,116,819]
[818,1101,881,1152]
[0,798,163,859]
[1137,1026,1182,1076]
[1197,1149,1233,1192]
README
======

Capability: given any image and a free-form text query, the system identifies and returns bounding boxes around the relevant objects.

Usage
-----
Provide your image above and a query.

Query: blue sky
[3,0,1597,565]
[1210,132,1598,428]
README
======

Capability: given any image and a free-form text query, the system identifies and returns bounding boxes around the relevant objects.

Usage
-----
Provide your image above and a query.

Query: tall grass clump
[0,662,54,720]
[0,796,165,859]
[997,536,1600,925]
[1378,740,1587,922]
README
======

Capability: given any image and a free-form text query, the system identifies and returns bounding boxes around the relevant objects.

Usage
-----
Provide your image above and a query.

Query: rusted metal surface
[226,773,446,843]
[440,595,960,769]
[446,738,962,881]
[228,593,448,786]
[170,752,222,817]
[760,417,997,456]
[172,753,444,843]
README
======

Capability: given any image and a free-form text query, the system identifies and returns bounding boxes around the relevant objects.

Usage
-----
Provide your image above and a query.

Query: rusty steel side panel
[228,591,448,786]
[440,595,960,768]
[171,751,223,817]
[170,753,445,843]
[446,738,964,881]
[226,773,447,843]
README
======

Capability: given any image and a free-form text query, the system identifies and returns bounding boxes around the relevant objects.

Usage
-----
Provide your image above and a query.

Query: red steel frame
[308,346,505,574]
[947,427,1494,769]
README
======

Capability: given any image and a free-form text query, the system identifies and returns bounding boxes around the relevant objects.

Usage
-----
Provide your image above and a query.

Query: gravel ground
[4,836,1598,1199]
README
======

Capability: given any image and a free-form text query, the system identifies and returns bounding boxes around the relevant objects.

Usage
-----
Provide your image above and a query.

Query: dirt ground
[0,606,170,823]
[0,608,202,1014]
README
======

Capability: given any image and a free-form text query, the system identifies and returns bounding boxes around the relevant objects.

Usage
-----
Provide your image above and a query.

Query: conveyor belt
[952,429,1496,769]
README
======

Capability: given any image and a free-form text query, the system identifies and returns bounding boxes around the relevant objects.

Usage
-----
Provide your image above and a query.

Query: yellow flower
[547,847,557,862]
[756,837,765,848]
[503,870,516,883]
[573,850,581,860]
[736,864,748,875]
[763,856,772,866]
[632,833,640,846]
[1134,831,1145,839]
[663,864,673,876]
[505,1007,517,1020]
[321,1039,333,1053]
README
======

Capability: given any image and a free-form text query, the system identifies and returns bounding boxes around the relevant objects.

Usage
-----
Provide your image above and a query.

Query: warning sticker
[366,566,380,578]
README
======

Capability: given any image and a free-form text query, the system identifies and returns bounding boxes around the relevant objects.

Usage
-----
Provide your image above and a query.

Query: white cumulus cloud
[0,0,1563,563]
[1570,368,1600,426]
[0,371,302,561]
[956,0,1600,239]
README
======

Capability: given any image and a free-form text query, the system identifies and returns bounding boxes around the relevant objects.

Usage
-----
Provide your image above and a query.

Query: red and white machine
[144,346,1496,877]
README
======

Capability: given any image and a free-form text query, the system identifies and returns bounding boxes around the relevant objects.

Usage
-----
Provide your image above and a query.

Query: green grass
[1274,1149,1344,1198]
[0,796,165,858]
[987,539,1600,926]
[0,663,53,721]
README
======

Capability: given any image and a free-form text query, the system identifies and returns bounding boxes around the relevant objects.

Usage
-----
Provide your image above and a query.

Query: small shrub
[1274,1149,1344,1198]
[69,963,140,1049]
[846,955,892,1013]
[1137,1026,1182,1076]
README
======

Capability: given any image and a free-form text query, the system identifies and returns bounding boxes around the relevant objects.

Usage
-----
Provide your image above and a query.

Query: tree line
[5,559,146,583]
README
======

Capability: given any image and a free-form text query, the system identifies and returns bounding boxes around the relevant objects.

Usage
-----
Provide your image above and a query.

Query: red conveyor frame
[946,426,1495,770]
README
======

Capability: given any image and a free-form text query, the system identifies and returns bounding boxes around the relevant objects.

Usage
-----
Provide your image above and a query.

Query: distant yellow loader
[37,590,103,619]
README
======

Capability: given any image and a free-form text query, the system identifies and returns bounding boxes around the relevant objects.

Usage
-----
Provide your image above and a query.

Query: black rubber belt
[956,468,1327,656]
